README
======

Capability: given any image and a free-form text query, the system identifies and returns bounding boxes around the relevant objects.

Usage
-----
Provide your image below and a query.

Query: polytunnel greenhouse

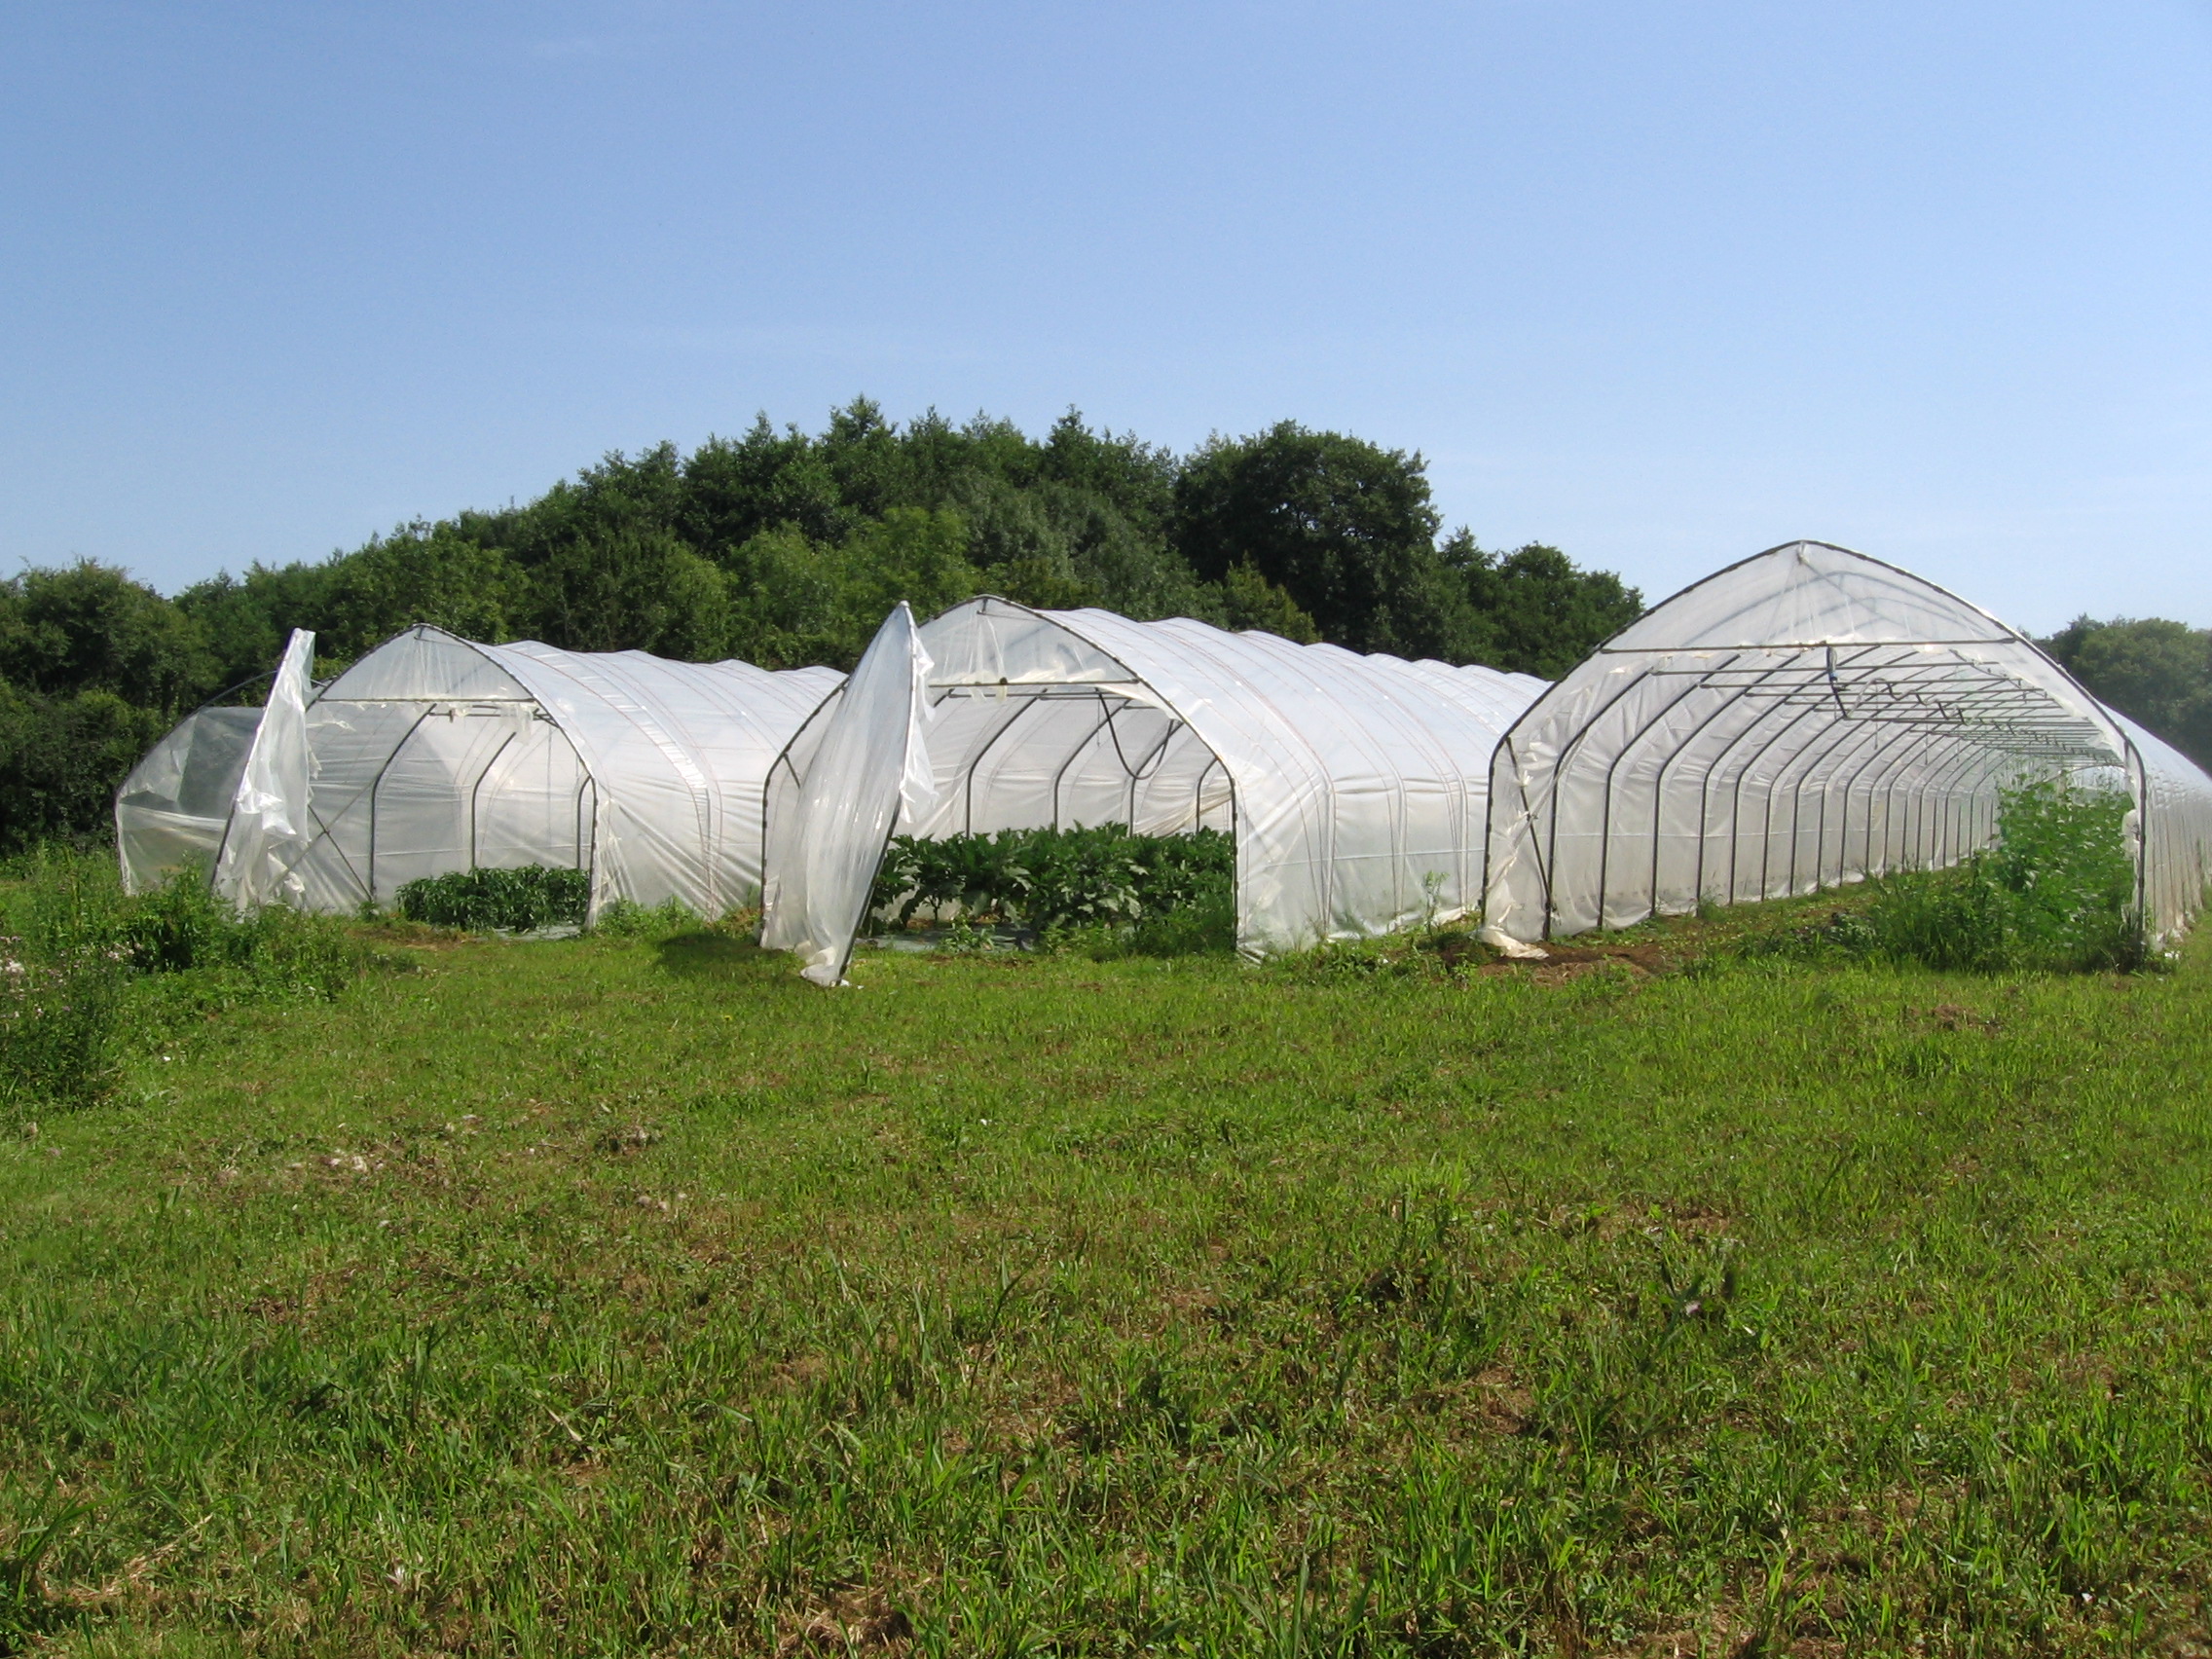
[118,624,842,918]
[761,596,1551,981]
[1480,540,2212,948]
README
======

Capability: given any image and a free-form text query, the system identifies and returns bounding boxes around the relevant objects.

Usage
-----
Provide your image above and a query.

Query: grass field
[3,898,2211,1656]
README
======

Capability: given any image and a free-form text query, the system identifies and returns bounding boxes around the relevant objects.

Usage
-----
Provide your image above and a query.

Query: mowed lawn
[4,918,2211,1657]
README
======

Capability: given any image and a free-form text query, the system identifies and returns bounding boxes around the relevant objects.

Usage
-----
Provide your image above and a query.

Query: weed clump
[1748,777,2146,973]
[0,849,380,1112]
[0,936,122,1112]
[590,895,704,939]
[1276,925,1493,981]
[396,865,591,932]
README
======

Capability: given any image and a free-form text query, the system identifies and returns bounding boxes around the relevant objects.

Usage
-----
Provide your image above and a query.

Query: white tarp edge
[760,605,937,986]
[213,629,316,912]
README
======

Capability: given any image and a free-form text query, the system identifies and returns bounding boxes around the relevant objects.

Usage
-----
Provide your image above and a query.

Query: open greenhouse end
[1480,541,2212,949]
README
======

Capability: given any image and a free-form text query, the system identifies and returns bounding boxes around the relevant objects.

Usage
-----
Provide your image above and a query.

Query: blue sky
[5,0,2209,633]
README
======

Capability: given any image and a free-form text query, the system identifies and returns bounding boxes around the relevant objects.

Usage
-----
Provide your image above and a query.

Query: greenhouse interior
[117,544,2212,974]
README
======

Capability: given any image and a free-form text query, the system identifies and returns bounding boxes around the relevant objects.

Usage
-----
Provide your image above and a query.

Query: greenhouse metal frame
[1480,541,2212,947]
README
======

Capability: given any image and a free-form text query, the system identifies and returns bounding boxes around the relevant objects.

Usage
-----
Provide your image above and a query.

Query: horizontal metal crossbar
[930,680,1149,693]
[1662,662,2033,684]
[1615,645,2116,760]
[317,695,542,706]
[1603,637,2017,653]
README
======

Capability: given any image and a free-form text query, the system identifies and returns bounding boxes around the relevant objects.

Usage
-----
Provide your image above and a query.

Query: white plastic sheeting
[2120,714,2212,942]
[212,629,317,911]
[762,596,1548,971]
[116,706,265,893]
[117,624,840,918]
[1482,541,2212,946]
[761,606,938,985]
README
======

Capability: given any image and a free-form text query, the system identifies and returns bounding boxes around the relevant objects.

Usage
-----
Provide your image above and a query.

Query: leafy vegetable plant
[867,825,1234,945]
[395,865,590,932]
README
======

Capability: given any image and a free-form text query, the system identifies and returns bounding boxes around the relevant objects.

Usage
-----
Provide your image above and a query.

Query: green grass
[3,893,2211,1655]
[0,859,382,1116]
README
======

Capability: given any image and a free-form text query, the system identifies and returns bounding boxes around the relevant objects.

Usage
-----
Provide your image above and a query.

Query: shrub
[396,866,590,932]
[867,825,1235,945]
[1979,775,2142,966]
[4,858,371,999]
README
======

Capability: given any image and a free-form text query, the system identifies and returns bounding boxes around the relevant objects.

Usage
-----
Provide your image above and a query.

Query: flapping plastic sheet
[212,629,316,911]
[760,605,936,985]
[116,705,263,893]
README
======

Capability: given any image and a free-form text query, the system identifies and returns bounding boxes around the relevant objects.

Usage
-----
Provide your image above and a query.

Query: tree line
[0,402,1645,851]
[10,399,2203,859]
[2041,616,2212,774]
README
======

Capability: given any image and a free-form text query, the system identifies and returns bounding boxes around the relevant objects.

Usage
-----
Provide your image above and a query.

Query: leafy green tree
[179,529,530,682]
[0,684,175,853]
[529,527,733,659]
[2044,616,2212,769]
[1051,485,1209,620]
[1444,533,1645,679]
[681,417,854,553]
[175,560,346,691]
[723,526,848,670]
[1037,409,1178,540]
[723,507,981,669]
[1172,422,1461,656]
[510,444,690,561]
[314,524,528,666]
[941,474,1095,610]
[1200,565,1320,643]
[828,507,980,661]
[0,562,215,707]
[818,397,919,524]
